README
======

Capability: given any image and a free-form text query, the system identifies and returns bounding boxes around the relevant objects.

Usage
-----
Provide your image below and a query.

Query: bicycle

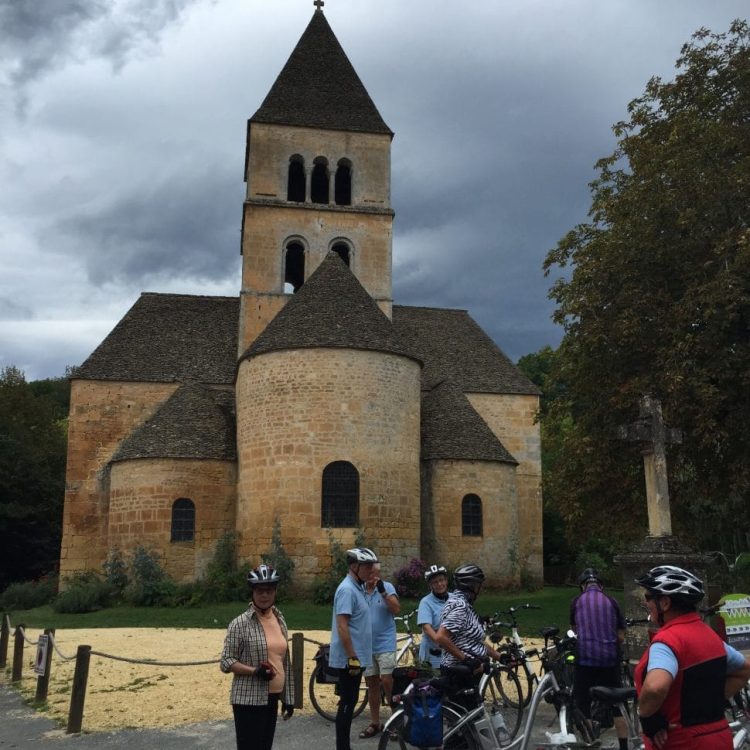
[394,609,422,666]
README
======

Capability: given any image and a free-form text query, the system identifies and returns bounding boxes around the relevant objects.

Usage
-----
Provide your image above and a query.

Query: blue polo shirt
[365,581,398,654]
[330,574,372,668]
[417,592,451,667]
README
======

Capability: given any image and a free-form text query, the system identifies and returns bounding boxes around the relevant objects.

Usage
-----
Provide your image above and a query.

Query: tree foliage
[0,366,68,589]
[542,21,750,553]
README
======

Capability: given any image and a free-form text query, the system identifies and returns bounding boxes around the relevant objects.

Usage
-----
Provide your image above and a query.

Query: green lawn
[3,586,597,636]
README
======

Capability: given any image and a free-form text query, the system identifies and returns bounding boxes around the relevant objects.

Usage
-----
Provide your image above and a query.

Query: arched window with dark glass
[171,498,195,542]
[287,155,305,202]
[321,461,359,527]
[331,241,351,267]
[461,494,482,536]
[284,241,305,293]
[335,159,352,205]
[311,157,329,204]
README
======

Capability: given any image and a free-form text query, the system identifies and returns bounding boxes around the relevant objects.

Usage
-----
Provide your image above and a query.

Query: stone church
[60,7,542,590]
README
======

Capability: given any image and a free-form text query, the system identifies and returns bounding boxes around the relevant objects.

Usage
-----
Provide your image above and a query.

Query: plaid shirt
[220,605,295,706]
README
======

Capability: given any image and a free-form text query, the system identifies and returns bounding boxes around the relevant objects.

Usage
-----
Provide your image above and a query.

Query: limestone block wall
[421,459,519,587]
[236,348,421,588]
[108,458,236,582]
[60,380,178,580]
[466,393,543,584]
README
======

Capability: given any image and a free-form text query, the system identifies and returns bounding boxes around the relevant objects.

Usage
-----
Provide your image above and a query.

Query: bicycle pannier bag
[314,644,339,684]
[404,682,442,747]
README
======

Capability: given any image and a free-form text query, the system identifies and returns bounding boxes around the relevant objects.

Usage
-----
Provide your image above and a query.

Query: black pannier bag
[313,644,339,684]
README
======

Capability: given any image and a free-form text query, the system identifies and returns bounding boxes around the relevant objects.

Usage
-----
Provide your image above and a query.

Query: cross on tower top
[314,0,324,10]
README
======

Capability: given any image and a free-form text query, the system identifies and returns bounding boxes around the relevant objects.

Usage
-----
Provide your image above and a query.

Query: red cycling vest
[635,612,731,750]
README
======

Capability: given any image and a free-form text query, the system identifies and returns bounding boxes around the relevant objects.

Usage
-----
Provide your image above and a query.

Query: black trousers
[233,694,279,750]
[335,669,363,750]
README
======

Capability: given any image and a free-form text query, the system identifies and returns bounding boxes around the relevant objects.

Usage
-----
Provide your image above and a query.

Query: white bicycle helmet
[424,564,448,582]
[248,564,281,586]
[345,547,379,565]
[635,565,704,601]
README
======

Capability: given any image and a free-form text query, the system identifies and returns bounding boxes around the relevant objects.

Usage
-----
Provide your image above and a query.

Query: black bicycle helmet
[345,547,379,565]
[453,563,485,591]
[248,564,280,586]
[577,568,603,589]
[635,565,704,601]
[424,564,448,582]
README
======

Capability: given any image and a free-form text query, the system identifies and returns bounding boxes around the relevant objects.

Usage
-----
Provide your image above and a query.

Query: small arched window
[322,461,359,527]
[284,241,305,293]
[287,155,305,202]
[331,241,351,267]
[461,494,482,537]
[335,159,352,206]
[311,157,329,204]
[171,498,195,542]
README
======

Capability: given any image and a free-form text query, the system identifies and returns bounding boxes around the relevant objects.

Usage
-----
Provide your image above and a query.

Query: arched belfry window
[461,494,482,537]
[287,155,305,202]
[331,241,351,267]
[171,498,195,542]
[321,461,359,527]
[284,241,305,293]
[335,159,352,206]
[311,157,329,204]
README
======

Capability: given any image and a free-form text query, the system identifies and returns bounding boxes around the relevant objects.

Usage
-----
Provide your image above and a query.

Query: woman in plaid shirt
[221,565,295,750]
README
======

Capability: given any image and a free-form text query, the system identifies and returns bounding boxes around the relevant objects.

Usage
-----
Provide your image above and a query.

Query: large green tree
[543,21,750,554]
[0,366,68,588]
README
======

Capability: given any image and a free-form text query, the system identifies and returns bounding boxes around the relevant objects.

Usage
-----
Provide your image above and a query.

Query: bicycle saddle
[589,686,637,704]
[541,626,559,639]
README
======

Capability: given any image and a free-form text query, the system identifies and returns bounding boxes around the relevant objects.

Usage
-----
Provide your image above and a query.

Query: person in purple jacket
[570,568,628,750]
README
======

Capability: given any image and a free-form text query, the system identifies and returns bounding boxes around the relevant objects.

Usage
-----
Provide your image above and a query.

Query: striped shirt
[570,586,625,667]
[439,590,487,667]
[220,604,295,706]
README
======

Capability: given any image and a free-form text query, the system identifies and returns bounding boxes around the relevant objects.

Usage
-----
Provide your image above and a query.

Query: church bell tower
[238,7,395,354]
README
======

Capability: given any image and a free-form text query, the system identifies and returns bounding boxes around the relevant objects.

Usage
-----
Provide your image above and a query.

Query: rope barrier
[89,650,219,667]
[17,625,39,647]
[48,631,77,661]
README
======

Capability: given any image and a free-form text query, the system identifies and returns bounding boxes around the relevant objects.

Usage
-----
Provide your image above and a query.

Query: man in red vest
[635,565,750,750]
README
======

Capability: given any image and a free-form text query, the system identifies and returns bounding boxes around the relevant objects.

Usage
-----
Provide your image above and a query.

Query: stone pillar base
[614,535,710,658]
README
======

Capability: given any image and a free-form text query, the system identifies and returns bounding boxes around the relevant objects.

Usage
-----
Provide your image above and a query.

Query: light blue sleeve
[725,643,746,672]
[417,596,430,626]
[334,585,355,617]
[385,581,398,598]
[647,642,678,678]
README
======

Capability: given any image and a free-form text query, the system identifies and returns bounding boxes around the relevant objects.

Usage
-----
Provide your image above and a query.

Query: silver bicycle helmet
[635,565,704,600]
[345,547,379,565]
[424,564,448,582]
[453,563,485,591]
[248,564,281,586]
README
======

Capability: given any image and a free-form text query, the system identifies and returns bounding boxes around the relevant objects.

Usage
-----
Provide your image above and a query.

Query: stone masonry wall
[466,393,543,585]
[108,458,236,581]
[60,380,178,580]
[421,459,519,587]
[236,348,421,588]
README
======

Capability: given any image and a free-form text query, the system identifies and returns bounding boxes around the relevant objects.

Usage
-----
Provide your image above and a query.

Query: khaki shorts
[364,651,397,678]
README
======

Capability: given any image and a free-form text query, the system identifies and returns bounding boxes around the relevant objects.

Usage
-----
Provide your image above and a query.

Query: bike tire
[481,666,524,740]
[378,704,477,749]
[308,665,368,722]
[566,705,596,744]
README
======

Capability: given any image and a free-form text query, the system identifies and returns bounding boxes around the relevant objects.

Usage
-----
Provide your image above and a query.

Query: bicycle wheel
[378,704,477,749]
[482,666,523,740]
[566,704,596,744]
[308,665,368,722]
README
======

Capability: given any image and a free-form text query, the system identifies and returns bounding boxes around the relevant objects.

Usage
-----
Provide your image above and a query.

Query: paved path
[1,684,622,749]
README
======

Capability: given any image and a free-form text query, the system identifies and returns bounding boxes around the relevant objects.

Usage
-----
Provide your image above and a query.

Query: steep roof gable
[241,252,416,363]
[250,10,392,135]
[421,380,517,463]
[111,383,236,462]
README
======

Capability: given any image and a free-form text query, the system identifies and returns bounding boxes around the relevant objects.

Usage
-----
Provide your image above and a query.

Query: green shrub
[312,529,368,605]
[52,572,113,613]
[0,573,58,610]
[195,532,251,604]
[102,548,129,596]
[261,518,295,601]
[124,547,176,607]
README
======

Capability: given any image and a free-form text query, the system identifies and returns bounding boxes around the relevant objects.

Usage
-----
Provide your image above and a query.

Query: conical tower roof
[251,10,392,135]
[240,252,416,363]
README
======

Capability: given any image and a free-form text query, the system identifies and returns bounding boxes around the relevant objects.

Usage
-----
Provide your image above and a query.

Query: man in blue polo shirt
[330,547,378,750]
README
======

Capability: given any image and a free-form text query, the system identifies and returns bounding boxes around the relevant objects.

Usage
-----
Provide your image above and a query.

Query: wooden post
[66,645,91,734]
[11,624,25,683]
[0,614,9,668]
[292,633,304,709]
[35,628,55,704]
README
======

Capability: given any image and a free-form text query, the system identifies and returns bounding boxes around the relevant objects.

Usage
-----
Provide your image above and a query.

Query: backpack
[403,680,443,748]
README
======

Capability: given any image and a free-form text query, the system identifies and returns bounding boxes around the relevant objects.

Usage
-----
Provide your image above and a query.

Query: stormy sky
[1,0,746,380]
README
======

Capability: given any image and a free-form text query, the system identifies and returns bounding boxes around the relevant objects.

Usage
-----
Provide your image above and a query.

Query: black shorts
[573,664,621,718]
